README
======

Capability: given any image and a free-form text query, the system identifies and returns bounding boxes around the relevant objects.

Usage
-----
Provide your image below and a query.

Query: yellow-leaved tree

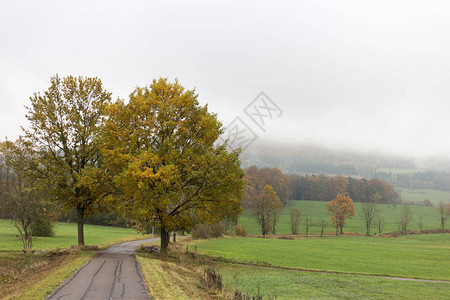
[22,75,112,247]
[102,78,244,254]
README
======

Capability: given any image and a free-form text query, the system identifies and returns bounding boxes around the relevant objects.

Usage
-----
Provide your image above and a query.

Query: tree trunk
[173,232,176,243]
[160,226,170,255]
[76,206,85,247]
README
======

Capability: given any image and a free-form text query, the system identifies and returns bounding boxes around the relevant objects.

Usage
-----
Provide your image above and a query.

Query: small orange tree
[327,194,355,235]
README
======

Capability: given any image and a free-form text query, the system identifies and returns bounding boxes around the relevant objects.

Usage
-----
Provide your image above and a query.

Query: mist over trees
[373,170,450,192]
[241,142,415,176]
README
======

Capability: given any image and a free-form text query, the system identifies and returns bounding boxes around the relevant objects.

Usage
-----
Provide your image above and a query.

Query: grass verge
[1,251,92,300]
[136,253,214,300]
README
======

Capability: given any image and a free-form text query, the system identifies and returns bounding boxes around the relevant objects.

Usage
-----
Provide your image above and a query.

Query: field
[217,264,450,299]
[0,219,146,251]
[238,200,441,235]
[193,235,450,280]
[397,187,450,203]
[189,234,450,299]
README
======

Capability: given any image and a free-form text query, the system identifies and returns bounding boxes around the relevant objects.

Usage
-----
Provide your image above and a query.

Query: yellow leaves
[102,78,245,233]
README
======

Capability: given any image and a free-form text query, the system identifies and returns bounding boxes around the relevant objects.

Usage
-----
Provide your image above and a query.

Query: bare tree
[289,208,301,234]
[1,141,54,251]
[374,214,385,236]
[319,218,328,237]
[304,214,312,237]
[360,202,377,236]
[416,215,424,231]
[398,205,412,233]
[438,202,450,230]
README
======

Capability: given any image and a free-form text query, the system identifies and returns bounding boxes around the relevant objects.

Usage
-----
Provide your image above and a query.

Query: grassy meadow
[397,187,450,203]
[0,219,147,251]
[193,234,450,280]
[216,263,450,299]
[238,200,442,235]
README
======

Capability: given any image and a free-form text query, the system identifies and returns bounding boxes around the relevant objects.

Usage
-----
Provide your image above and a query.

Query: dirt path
[47,239,157,300]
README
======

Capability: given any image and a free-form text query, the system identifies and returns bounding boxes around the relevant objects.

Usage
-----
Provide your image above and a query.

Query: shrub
[192,224,211,239]
[210,222,226,238]
[202,268,223,291]
[233,225,246,237]
[32,217,54,237]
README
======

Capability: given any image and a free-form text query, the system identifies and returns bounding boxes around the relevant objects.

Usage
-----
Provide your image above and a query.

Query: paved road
[47,239,158,300]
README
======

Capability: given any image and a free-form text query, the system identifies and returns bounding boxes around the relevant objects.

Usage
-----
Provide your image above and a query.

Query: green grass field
[216,264,450,299]
[193,234,450,280]
[398,187,450,203]
[0,219,147,251]
[238,200,441,235]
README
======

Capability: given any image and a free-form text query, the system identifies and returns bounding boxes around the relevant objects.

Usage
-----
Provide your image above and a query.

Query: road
[47,238,157,300]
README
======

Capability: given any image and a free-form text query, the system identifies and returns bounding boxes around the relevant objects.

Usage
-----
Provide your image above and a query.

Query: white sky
[1,0,450,159]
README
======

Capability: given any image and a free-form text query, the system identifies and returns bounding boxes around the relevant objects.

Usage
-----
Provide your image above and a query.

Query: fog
[1,0,450,159]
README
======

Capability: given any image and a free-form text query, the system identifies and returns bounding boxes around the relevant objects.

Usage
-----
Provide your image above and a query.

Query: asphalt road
[47,238,158,300]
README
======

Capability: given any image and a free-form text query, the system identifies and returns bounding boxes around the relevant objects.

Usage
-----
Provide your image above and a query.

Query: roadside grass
[216,263,450,300]
[0,219,147,251]
[238,200,441,235]
[192,234,450,280]
[138,239,450,300]
[136,253,214,300]
[0,251,92,300]
[397,187,450,204]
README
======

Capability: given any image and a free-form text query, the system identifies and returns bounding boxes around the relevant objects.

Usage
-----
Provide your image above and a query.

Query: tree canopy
[327,193,355,235]
[103,78,244,253]
[21,75,112,246]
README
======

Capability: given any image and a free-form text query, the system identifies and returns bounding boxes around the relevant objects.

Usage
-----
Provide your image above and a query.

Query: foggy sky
[1,0,450,159]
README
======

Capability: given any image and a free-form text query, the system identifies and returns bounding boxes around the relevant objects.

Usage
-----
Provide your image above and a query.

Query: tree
[438,202,450,230]
[103,78,244,253]
[360,201,377,235]
[416,214,424,231]
[22,75,112,247]
[326,194,355,235]
[0,140,56,251]
[304,214,312,237]
[244,166,290,207]
[251,185,283,237]
[271,211,279,235]
[319,218,328,237]
[289,207,301,234]
[374,214,385,236]
[398,205,412,233]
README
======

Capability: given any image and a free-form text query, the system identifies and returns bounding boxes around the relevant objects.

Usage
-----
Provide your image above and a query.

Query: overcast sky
[1,0,450,159]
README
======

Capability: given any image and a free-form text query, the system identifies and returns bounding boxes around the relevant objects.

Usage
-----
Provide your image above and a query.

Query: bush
[192,224,211,239]
[32,217,54,237]
[192,222,227,239]
[233,225,246,237]
[210,222,226,238]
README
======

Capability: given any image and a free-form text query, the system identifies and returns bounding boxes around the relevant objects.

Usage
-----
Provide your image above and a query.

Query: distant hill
[240,141,416,177]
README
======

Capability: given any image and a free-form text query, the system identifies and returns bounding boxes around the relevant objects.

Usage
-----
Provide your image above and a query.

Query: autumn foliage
[327,194,355,235]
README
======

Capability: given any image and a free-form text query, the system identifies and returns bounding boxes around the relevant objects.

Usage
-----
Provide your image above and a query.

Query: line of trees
[372,170,450,191]
[0,75,245,253]
[289,174,399,205]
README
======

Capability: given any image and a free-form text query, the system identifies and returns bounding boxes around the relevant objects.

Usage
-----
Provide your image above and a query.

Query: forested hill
[240,142,415,177]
